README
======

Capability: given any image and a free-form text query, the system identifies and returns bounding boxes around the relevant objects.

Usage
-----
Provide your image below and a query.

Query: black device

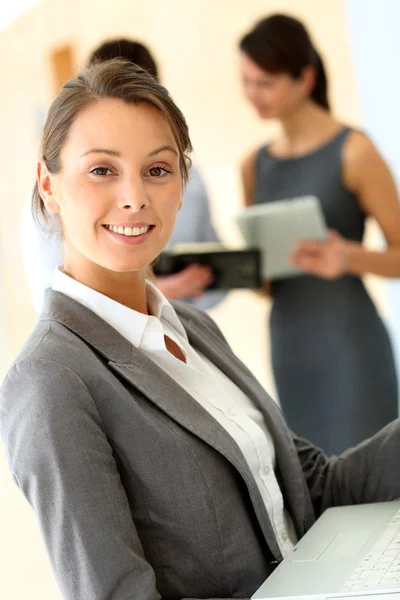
[153,245,262,290]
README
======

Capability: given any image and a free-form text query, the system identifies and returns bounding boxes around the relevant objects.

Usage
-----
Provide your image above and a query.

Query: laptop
[252,500,400,600]
[235,195,327,279]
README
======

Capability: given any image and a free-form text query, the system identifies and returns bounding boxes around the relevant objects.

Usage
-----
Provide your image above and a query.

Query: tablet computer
[235,195,327,279]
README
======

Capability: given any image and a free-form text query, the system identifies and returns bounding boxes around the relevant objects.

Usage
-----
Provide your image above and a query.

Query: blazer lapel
[109,354,282,559]
[177,311,308,539]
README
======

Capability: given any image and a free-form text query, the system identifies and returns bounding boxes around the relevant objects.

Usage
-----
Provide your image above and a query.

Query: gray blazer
[1,290,399,600]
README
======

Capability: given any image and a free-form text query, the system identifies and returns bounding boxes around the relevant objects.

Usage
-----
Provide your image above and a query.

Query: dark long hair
[239,14,329,110]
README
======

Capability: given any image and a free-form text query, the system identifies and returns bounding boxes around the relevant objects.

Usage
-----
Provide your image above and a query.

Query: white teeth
[106,225,150,237]
[131,226,149,236]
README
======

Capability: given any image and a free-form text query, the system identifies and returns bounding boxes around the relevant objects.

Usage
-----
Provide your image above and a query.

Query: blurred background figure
[21,38,226,314]
[239,14,400,455]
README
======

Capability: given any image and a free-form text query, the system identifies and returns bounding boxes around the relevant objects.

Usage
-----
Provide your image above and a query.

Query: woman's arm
[292,132,400,279]
[1,358,159,600]
[0,358,247,600]
[240,150,257,208]
[294,419,400,517]
[342,131,400,277]
[241,150,273,296]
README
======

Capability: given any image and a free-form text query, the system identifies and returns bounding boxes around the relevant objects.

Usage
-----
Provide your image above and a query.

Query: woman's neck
[271,101,341,158]
[63,259,149,314]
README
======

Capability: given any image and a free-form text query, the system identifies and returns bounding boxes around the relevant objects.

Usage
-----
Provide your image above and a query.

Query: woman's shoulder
[240,146,264,172]
[240,147,264,206]
[0,320,110,452]
[0,323,110,485]
[342,129,378,162]
[17,318,96,362]
[1,320,103,402]
[341,129,384,191]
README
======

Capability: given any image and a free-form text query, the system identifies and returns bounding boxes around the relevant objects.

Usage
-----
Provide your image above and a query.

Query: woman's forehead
[63,99,177,156]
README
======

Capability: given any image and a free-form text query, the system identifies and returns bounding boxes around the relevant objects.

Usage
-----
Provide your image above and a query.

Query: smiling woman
[33,60,190,312]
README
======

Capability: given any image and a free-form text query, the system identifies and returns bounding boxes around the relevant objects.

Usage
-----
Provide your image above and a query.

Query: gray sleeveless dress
[254,127,398,455]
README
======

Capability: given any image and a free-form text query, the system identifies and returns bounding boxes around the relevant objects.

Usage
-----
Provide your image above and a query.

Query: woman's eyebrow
[80,146,178,158]
[80,148,121,157]
[147,145,178,157]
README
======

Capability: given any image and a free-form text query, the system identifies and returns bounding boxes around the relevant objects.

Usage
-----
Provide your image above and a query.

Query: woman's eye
[147,166,171,178]
[90,167,113,176]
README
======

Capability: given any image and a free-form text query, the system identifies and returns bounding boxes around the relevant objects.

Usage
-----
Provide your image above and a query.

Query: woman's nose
[245,84,259,102]
[118,178,150,212]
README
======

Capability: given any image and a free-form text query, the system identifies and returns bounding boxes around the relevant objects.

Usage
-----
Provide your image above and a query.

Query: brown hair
[33,58,192,227]
[239,14,329,110]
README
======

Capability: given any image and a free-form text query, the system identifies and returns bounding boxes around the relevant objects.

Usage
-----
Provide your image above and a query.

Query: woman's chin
[256,106,276,119]
[101,257,152,274]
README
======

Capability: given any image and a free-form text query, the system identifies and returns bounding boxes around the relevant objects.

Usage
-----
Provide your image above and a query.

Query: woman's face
[38,98,183,278]
[239,53,307,120]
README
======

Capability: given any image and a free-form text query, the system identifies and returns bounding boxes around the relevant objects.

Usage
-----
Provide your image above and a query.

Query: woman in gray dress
[239,14,400,455]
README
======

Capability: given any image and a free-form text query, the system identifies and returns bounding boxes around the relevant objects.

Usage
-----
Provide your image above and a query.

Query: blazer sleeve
[293,419,400,516]
[0,357,249,600]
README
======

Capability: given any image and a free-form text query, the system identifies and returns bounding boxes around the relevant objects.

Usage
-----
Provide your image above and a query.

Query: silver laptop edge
[252,500,400,600]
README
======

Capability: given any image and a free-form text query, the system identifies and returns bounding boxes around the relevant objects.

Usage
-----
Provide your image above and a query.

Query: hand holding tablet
[235,195,328,279]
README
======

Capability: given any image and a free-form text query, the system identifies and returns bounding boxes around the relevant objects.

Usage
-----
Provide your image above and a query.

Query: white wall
[345,0,400,402]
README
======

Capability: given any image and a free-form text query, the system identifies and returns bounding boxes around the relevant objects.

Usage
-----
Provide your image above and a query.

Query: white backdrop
[345,0,400,406]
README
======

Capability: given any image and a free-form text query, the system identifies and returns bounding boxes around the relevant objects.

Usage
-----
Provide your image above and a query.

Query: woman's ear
[299,65,317,98]
[37,159,60,214]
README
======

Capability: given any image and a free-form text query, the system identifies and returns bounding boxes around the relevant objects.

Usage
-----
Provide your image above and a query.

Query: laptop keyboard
[341,507,400,592]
